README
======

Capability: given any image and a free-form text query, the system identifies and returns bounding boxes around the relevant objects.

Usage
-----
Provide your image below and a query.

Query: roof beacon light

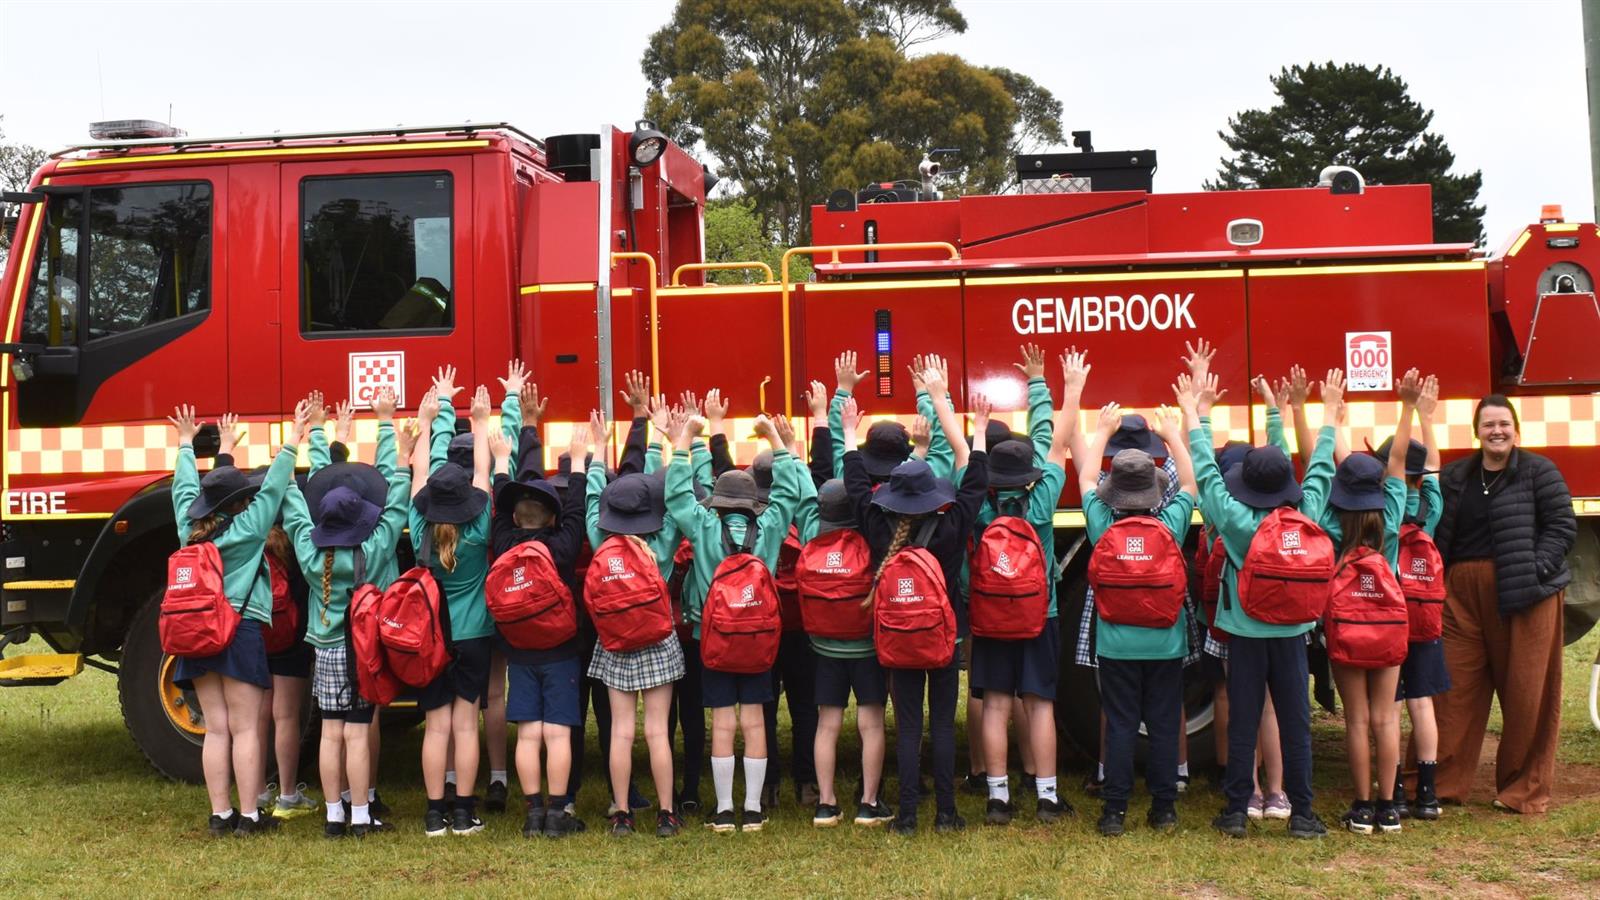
[628,119,667,168]
[1541,204,1565,224]
[1227,218,1263,248]
[89,119,185,140]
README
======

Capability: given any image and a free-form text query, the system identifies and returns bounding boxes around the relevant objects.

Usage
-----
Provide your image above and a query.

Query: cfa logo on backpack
[825,551,843,568]
[513,566,526,584]
[1360,573,1377,592]
[740,584,755,603]
[898,578,915,597]
[1282,531,1302,551]
[176,567,193,584]
[1124,536,1145,555]
[1411,557,1428,575]
[608,557,625,574]
[991,551,1016,577]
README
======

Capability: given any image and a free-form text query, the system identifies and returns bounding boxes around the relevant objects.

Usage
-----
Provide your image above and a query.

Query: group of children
[165,341,1449,841]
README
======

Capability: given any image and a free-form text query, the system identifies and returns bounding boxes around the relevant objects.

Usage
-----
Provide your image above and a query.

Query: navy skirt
[174,619,272,690]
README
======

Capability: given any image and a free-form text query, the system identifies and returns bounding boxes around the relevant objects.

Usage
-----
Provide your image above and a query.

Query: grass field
[2,632,1600,898]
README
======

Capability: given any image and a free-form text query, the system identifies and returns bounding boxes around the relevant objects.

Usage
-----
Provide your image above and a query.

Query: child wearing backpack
[582,416,687,838]
[971,344,1070,826]
[280,387,413,837]
[1305,371,1425,833]
[167,400,311,837]
[410,370,497,837]
[487,414,590,839]
[1176,366,1339,840]
[665,410,802,833]
[842,363,991,835]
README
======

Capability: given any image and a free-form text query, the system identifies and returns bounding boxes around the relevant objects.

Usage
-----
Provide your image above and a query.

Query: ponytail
[1336,509,1384,562]
[320,549,335,627]
[865,515,917,610]
[433,522,460,572]
[264,525,292,568]
[187,513,224,546]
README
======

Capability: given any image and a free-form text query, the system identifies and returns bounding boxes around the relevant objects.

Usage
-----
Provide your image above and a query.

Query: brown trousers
[1433,560,1564,813]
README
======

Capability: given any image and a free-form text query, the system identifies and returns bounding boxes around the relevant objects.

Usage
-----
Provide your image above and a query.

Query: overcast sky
[0,0,1585,245]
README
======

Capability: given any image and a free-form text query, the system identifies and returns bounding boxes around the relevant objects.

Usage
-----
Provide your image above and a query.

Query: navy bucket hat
[871,458,955,516]
[598,472,666,535]
[412,463,489,525]
[311,485,383,548]
[1223,445,1302,509]
[1329,453,1387,512]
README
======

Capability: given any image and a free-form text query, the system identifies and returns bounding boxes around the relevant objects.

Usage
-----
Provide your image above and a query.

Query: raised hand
[1181,337,1216,379]
[679,390,702,417]
[646,393,671,435]
[840,396,861,434]
[921,354,948,400]
[704,388,729,428]
[1252,375,1277,409]
[218,412,244,455]
[589,409,609,451]
[432,365,460,401]
[498,359,529,397]
[971,392,993,433]
[335,398,357,442]
[1096,402,1123,436]
[910,414,932,455]
[470,385,491,423]
[1417,374,1439,419]
[835,351,867,393]
[418,386,440,423]
[368,389,394,424]
[395,418,420,464]
[684,412,707,441]
[1397,368,1423,405]
[1287,365,1311,407]
[619,370,650,417]
[1172,374,1199,413]
[805,379,829,420]
[1320,368,1346,412]
[1015,343,1046,380]
[488,430,511,467]
[521,384,547,425]
[1153,405,1183,443]
[1272,376,1293,415]
[772,413,797,453]
[306,390,327,428]
[752,414,776,444]
[907,353,927,393]
[289,398,313,447]
[1196,372,1227,417]
[168,404,200,443]
[1060,348,1090,395]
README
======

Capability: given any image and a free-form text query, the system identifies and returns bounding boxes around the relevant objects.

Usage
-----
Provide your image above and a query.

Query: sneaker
[656,809,684,837]
[545,807,586,838]
[677,797,702,817]
[1262,792,1291,820]
[1376,806,1402,834]
[628,783,652,811]
[522,804,547,838]
[813,803,842,827]
[1037,797,1073,824]
[233,813,280,837]
[370,793,392,820]
[450,811,485,836]
[208,811,239,838]
[486,781,509,814]
[1413,790,1442,821]
[740,808,768,832]
[1097,809,1126,837]
[985,798,1014,826]
[962,772,988,796]
[1082,771,1104,797]
[890,814,918,836]
[1175,773,1190,794]
[1147,806,1178,833]
[274,784,318,819]
[798,782,821,807]
[1289,811,1328,839]
[933,810,966,833]
[608,810,634,837]
[352,818,393,837]
[1491,798,1521,814]
[258,783,276,810]
[1394,780,1410,820]
[323,820,347,839]
[1212,810,1249,838]
[424,809,449,838]
[854,800,894,826]
[708,809,738,833]
[1342,804,1375,835]
[1245,791,1265,820]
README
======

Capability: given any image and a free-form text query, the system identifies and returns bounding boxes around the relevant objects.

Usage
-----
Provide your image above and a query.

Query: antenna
[96,52,105,118]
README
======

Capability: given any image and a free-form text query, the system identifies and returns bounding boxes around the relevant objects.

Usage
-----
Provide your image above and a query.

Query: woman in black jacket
[1431,394,1575,814]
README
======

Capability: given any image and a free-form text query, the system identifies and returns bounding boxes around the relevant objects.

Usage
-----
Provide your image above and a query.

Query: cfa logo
[1411,558,1428,575]
[608,558,625,574]
[176,567,193,584]
[825,551,843,568]
[741,585,754,602]
[1125,536,1145,555]
[992,551,1016,577]
[898,578,915,597]
[1359,573,1377,592]
[349,351,406,408]
[1282,531,1301,551]
[513,566,526,584]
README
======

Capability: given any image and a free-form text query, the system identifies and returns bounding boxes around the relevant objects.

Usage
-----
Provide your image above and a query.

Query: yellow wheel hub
[158,655,205,737]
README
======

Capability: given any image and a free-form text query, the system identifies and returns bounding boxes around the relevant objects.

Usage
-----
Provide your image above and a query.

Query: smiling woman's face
[1476,404,1519,458]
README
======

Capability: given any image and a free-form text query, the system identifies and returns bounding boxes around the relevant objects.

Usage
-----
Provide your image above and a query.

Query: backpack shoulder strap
[912,516,939,549]
[352,547,367,589]
[721,515,757,557]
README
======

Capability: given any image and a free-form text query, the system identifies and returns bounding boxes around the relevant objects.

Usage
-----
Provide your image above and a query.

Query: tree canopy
[0,117,48,267]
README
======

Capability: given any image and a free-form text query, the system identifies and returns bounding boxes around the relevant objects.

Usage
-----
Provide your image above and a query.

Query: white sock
[445,770,457,787]
[1036,776,1058,802]
[490,769,507,786]
[988,775,1011,803]
[367,788,377,802]
[243,809,260,822]
[213,805,235,818]
[279,787,301,803]
[326,802,345,824]
[351,803,371,826]
[1097,761,1105,780]
[340,790,352,804]
[1178,762,1189,778]
[712,756,736,813]
[743,757,768,813]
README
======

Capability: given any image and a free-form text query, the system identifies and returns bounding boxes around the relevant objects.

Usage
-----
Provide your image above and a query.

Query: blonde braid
[320,549,335,627]
[865,515,917,610]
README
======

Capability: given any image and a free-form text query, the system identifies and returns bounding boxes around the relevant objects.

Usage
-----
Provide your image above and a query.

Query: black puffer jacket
[1436,448,1576,615]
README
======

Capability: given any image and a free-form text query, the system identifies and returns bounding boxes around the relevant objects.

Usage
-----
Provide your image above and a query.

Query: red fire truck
[0,120,1596,781]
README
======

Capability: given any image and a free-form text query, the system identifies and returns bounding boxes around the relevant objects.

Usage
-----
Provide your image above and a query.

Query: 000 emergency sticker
[349,352,406,408]
[1344,331,1392,392]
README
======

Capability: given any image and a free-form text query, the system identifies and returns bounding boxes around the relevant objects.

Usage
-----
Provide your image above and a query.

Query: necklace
[1480,464,1506,495]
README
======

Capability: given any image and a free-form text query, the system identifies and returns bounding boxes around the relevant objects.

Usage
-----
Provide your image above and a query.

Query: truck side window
[300,172,453,334]
[23,194,83,347]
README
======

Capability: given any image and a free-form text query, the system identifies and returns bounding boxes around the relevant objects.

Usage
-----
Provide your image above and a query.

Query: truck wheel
[119,593,205,783]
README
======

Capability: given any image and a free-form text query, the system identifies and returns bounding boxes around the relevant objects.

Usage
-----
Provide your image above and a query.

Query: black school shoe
[1375,805,1402,834]
[234,813,280,837]
[451,811,485,835]
[740,808,768,832]
[486,781,509,814]
[208,811,240,838]
[352,818,393,837]
[608,810,634,837]
[1413,788,1442,821]
[1289,811,1328,839]
[854,800,894,826]
[675,793,702,817]
[1037,797,1073,823]
[890,814,918,836]
[424,809,449,838]
[324,820,348,840]
[1211,809,1248,838]
[1147,806,1178,833]
[1097,809,1126,837]
[522,803,547,838]
[1341,803,1375,835]
[1393,779,1410,819]
[370,792,392,819]
[708,809,738,833]
[985,799,1013,826]
[962,772,988,796]
[813,803,842,827]
[545,807,585,838]
[656,809,684,837]
[934,810,966,833]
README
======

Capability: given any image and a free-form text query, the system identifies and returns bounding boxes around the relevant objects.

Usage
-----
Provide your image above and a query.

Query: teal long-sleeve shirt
[584,461,683,582]
[1190,424,1335,639]
[1085,489,1196,660]
[829,387,949,481]
[666,447,802,638]
[1408,476,1443,537]
[173,444,298,625]
[971,376,1063,616]
[412,397,495,642]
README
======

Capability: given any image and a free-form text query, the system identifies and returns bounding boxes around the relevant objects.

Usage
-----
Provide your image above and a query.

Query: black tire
[119,593,205,783]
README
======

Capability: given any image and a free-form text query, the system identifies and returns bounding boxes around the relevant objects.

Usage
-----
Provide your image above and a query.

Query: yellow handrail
[778,241,960,416]
[609,252,660,394]
[670,261,776,286]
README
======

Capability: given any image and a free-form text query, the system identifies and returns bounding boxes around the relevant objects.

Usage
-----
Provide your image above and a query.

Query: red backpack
[486,540,578,650]
[873,537,956,670]
[699,525,783,674]
[1088,516,1187,629]
[969,512,1050,640]
[349,580,402,706]
[795,528,874,640]
[160,542,240,658]
[1324,547,1409,669]
[260,555,302,655]
[584,535,675,653]
[1397,523,1445,641]
[1235,508,1335,625]
[774,526,804,632]
[669,539,695,638]
[1196,533,1230,643]
[376,566,451,687]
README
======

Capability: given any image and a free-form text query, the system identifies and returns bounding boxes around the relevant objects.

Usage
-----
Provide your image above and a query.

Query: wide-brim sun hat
[1104,414,1167,458]
[305,462,388,520]
[598,472,666,535]
[816,479,855,534]
[705,469,765,515]
[987,439,1045,489]
[1329,453,1387,512]
[412,462,489,525]
[871,458,956,516]
[494,476,564,518]
[187,465,260,519]
[860,420,912,478]
[311,485,383,548]
[1098,448,1169,512]
[1223,445,1303,509]
[1373,435,1433,477]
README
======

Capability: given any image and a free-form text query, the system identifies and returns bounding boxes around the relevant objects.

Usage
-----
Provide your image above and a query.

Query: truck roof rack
[50,122,545,158]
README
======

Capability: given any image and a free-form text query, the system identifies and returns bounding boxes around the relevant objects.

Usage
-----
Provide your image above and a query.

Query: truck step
[0,653,84,686]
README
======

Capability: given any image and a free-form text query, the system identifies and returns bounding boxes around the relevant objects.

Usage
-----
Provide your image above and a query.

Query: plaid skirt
[586,636,684,692]
[313,645,370,714]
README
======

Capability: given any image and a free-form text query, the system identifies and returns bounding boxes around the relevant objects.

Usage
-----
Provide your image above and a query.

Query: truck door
[279,157,476,421]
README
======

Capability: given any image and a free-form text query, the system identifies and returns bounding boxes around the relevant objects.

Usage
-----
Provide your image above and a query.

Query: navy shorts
[506,657,582,726]
[267,642,313,679]
[174,619,271,690]
[701,667,774,708]
[1396,639,1451,700]
[969,617,1060,701]
[815,655,888,707]
[418,637,494,711]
